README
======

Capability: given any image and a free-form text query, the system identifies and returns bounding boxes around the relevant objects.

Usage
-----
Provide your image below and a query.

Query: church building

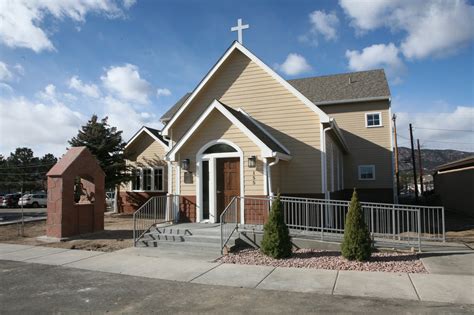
[119,34,394,222]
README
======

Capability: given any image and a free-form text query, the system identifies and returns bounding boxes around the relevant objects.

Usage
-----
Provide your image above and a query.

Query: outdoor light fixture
[248,155,256,168]
[181,159,190,171]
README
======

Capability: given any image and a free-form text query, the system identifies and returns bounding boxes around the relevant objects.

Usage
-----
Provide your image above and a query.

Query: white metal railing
[222,196,445,252]
[133,195,180,246]
[220,196,239,253]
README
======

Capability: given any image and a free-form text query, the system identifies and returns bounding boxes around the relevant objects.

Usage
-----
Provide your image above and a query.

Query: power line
[0,162,56,169]
[415,127,474,133]
[421,139,474,145]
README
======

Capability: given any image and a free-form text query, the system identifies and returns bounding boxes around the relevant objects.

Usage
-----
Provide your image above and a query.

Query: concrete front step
[149,225,222,236]
[139,238,235,249]
[143,232,223,244]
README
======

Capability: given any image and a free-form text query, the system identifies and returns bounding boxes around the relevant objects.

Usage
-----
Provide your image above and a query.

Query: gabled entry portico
[166,99,292,223]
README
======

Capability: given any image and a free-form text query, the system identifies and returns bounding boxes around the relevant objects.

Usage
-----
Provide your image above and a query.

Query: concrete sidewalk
[0,243,473,305]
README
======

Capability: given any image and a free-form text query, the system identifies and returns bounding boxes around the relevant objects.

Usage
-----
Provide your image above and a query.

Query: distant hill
[398,147,472,174]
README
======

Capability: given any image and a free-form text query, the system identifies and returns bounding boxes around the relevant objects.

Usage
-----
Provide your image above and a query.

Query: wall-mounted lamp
[181,159,190,171]
[248,155,256,168]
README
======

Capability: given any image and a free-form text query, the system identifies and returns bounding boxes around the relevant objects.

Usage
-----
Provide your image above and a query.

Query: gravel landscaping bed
[218,248,427,273]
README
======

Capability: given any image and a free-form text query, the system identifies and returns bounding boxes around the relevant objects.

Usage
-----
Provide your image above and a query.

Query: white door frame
[196,139,245,224]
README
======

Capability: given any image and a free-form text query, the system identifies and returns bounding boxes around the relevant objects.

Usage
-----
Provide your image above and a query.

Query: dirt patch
[218,248,427,273]
[0,214,134,252]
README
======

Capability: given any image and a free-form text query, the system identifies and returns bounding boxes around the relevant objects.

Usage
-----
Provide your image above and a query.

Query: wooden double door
[216,158,240,221]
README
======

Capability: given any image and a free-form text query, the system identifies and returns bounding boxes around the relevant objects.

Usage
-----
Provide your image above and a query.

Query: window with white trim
[132,169,141,190]
[153,167,164,191]
[358,165,375,180]
[365,112,382,127]
[131,167,165,191]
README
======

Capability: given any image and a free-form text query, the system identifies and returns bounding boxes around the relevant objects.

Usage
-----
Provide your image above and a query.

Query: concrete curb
[0,243,472,305]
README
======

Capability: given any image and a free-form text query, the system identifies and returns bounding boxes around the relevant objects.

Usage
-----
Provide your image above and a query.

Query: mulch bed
[218,248,427,273]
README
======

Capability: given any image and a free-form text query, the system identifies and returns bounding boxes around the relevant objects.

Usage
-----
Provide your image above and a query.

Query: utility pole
[392,114,400,198]
[409,124,419,201]
[417,139,424,195]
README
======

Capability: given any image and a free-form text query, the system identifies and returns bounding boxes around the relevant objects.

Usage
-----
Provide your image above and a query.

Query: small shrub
[261,195,292,259]
[341,189,372,261]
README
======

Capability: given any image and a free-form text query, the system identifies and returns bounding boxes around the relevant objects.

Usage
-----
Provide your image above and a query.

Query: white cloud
[0,83,14,94]
[275,53,312,76]
[68,76,101,98]
[345,43,405,83]
[0,0,134,53]
[156,88,171,98]
[123,0,137,9]
[309,10,339,41]
[0,61,24,82]
[395,106,474,152]
[101,64,152,105]
[299,10,339,46]
[102,96,161,141]
[339,0,474,59]
[0,62,13,81]
[37,84,58,101]
[0,96,85,156]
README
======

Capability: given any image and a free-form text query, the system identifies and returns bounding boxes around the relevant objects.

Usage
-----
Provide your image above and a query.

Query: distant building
[433,156,474,216]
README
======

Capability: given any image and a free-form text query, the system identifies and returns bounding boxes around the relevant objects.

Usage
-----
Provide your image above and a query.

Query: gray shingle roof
[288,69,390,105]
[143,126,169,146]
[219,102,289,155]
[160,69,390,122]
[160,92,191,122]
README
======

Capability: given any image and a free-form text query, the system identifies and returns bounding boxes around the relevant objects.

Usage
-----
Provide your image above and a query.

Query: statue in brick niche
[74,179,95,204]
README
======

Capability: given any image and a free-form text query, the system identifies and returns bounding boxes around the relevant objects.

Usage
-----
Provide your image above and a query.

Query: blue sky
[0,0,473,156]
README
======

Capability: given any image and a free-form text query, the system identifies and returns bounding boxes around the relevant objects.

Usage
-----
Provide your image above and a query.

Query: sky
[0,0,473,157]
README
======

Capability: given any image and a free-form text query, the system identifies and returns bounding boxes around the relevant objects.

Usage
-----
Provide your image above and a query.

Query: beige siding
[170,49,322,194]
[178,109,264,195]
[124,133,168,191]
[321,101,393,189]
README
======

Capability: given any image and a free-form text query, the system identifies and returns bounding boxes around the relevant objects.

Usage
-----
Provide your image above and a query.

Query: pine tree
[261,195,292,259]
[69,115,131,190]
[341,189,372,261]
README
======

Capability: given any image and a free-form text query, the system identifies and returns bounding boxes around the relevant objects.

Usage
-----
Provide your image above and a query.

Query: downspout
[322,122,333,200]
[267,157,280,197]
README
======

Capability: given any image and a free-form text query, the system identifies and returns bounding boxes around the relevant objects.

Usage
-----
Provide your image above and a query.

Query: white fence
[220,196,445,252]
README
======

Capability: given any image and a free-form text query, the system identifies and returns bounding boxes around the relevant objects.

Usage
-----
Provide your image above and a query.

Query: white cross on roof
[231,18,249,44]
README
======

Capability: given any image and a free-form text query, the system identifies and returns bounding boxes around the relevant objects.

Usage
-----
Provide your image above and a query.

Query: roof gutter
[315,96,390,107]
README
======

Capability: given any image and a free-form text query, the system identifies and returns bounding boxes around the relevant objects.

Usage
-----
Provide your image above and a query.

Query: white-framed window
[365,112,382,127]
[153,167,164,191]
[131,167,165,192]
[358,165,376,180]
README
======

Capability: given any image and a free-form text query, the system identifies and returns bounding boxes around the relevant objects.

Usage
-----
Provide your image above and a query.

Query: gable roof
[166,99,292,161]
[160,93,191,123]
[161,68,390,124]
[125,126,169,150]
[222,105,290,155]
[435,156,474,173]
[287,69,390,105]
[161,41,331,136]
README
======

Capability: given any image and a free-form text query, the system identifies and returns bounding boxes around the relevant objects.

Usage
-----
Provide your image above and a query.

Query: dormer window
[366,112,382,128]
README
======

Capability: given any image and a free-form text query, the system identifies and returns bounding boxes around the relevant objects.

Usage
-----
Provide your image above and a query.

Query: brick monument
[46,147,105,238]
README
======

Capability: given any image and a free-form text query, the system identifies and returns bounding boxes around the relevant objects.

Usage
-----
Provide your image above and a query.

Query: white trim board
[165,99,292,162]
[161,41,330,136]
[125,126,168,150]
[196,139,245,224]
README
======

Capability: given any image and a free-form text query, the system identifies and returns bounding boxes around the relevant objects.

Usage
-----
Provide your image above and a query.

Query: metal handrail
[220,196,239,253]
[133,194,179,246]
[227,196,445,252]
